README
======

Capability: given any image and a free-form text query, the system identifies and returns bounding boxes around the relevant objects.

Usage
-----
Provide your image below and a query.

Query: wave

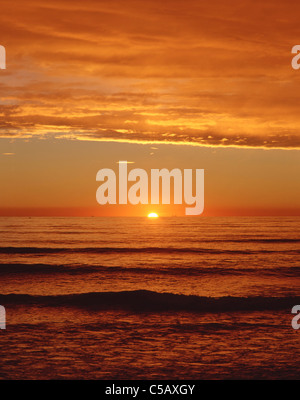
[2,238,299,243]
[0,263,299,277]
[0,290,299,312]
[0,246,299,255]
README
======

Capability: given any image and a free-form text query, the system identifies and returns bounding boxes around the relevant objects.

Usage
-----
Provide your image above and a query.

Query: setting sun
[148,212,159,218]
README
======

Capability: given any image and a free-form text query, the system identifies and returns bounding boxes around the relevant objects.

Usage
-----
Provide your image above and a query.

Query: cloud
[1,0,300,148]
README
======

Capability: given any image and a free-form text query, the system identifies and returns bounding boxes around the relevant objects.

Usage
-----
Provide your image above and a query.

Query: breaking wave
[0,290,298,312]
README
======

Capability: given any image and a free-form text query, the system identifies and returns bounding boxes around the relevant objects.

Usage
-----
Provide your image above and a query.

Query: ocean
[0,216,299,379]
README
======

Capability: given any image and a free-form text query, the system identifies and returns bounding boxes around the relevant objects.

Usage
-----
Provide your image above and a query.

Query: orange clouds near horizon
[1,0,300,149]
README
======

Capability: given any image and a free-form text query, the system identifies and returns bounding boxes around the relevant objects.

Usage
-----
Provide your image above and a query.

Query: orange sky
[0,0,300,216]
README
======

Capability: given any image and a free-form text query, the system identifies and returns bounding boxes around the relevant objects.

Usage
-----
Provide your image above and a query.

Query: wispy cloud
[1,0,300,148]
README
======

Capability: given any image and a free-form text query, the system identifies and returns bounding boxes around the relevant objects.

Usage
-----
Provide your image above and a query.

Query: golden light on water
[148,212,159,218]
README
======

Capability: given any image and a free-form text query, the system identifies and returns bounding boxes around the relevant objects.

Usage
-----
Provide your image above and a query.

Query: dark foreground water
[0,217,299,379]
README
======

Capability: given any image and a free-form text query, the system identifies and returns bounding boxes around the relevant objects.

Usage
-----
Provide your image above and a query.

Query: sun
[148,212,159,218]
